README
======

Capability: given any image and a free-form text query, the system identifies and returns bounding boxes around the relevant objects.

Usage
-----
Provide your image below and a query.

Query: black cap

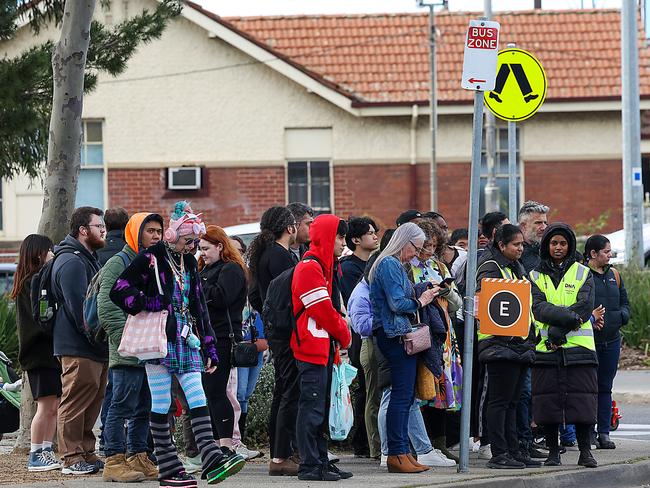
[396,209,422,226]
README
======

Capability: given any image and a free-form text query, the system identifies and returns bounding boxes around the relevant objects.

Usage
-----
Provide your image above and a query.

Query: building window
[287,160,331,213]
[480,125,522,216]
[76,120,105,209]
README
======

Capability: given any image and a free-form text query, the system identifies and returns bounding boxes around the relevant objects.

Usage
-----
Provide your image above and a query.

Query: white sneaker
[380,455,387,467]
[434,448,457,465]
[327,451,340,464]
[236,444,262,460]
[478,444,492,460]
[182,454,202,474]
[417,449,456,467]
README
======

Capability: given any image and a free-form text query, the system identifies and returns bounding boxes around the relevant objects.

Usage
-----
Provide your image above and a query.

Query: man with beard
[52,207,109,475]
[516,201,550,461]
[518,201,549,274]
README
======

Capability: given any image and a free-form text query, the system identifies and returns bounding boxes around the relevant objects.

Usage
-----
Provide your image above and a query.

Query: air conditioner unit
[167,167,202,190]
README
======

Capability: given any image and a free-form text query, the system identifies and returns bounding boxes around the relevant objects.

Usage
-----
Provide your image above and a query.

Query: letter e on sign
[461,19,500,92]
[477,278,530,337]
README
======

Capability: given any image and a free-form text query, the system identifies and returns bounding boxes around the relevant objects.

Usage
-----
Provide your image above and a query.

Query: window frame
[286,159,332,214]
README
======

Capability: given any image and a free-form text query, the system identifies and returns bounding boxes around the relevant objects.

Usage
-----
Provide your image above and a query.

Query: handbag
[415,359,436,401]
[226,308,259,368]
[403,311,431,355]
[118,255,168,360]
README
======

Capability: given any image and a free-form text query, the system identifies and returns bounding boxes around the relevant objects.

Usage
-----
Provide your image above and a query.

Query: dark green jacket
[98,244,138,368]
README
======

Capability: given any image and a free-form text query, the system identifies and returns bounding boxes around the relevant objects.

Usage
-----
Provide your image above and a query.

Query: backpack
[30,248,79,335]
[83,251,131,347]
[262,255,322,343]
[610,266,621,289]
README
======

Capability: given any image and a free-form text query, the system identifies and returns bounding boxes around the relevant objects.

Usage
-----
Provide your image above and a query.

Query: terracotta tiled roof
[189,3,650,105]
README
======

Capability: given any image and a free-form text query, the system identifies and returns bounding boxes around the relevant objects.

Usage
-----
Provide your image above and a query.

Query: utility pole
[483,0,499,213]
[621,0,644,267]
[417,0,447,211]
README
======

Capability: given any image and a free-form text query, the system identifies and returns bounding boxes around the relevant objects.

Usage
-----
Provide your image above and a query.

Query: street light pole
[417,0,447,211]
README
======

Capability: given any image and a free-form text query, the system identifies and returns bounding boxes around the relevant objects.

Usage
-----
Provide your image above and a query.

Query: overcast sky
[194,0,622,17]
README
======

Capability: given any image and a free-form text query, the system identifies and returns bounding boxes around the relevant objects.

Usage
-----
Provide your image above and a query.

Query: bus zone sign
[461,19,500,92]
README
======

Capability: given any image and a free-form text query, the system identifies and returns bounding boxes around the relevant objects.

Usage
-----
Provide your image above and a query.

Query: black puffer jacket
[200,261,246,341]
[475,246,535,365]
[591,266,630,344]
[531,223,596,367]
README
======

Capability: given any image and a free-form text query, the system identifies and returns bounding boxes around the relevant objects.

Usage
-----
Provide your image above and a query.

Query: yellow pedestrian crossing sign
[484,48,547,122]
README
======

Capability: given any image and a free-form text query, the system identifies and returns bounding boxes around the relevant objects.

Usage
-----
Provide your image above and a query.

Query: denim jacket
[370,256,420,338]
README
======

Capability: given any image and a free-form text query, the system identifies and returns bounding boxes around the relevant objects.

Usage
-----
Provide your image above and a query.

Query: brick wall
[108,167,286,227]
[108,160,623,234]
[524,160,623,232]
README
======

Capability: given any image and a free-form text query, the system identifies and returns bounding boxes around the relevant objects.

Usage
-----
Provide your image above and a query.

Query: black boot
[544,449,561,467]
[597,433,616,450]
[512,449,542,467]
[578,449,598,468]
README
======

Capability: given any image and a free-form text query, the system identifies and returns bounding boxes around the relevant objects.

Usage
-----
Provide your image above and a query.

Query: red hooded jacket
[291,214,351,365]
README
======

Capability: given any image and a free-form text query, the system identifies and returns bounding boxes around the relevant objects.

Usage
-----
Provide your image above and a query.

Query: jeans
[296,361,329,472]
[375,328,417,455]
[103,366,151,457]
[596,337,621,435]
[378,389,433,456]
[99,368,114,449]
[560,424,576,444]
[485,361,527,457]
[516,367,533,447]
[237,352,264,414]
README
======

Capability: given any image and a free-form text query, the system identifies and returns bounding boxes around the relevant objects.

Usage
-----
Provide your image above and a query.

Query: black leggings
[544,423,591,451]
[202,341,234,440]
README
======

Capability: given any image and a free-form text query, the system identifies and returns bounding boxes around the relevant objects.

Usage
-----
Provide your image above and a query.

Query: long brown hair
[199,225,249,281]
[11,234,53,300]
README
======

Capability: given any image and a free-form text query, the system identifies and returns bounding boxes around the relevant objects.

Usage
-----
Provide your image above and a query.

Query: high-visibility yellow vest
[529,262,595,353]
[476,260,532,342]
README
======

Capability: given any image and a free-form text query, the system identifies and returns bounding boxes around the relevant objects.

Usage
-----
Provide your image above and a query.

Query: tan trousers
[57,356,108,466]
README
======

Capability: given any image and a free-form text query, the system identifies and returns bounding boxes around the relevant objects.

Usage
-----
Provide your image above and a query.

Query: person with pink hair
[111,201,245,487]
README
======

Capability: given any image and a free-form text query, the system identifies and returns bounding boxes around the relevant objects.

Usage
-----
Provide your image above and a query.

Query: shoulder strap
[476,259,499,275]
[152,256,163,295]
[611,267,621,289]
[115,251,131,268]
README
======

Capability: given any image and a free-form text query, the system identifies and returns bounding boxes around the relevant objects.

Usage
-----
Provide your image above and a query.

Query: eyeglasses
[410,241,424,253]
[87,224,106,230]
[183,238,200,247]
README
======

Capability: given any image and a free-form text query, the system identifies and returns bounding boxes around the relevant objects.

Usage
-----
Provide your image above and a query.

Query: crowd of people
[10,198,629,486]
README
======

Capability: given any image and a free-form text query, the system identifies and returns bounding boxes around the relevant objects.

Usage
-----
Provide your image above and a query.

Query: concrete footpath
[3,438,649,488]
[613,369,650,405]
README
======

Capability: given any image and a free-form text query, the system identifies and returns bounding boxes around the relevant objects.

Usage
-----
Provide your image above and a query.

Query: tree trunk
[12,372,36,454]
[38,0,97,243]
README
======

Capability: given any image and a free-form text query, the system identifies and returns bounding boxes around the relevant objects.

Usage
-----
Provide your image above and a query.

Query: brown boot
[387,454,426,473]
[102,454,146,482]
[406,453,430,471]
[127,452,158,481]
[269,458,299,476]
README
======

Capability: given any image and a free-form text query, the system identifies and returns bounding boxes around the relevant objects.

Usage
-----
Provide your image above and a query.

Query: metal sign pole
[459,90,485,473]
[508,120,517,223]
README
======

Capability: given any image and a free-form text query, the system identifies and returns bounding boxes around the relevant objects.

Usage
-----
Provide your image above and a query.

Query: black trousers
[485,361,527,457]
[296,360,330,471]
[268,338,300,459]
[203,341,235,441]
[348,330,369,455]
[544,423,592,451]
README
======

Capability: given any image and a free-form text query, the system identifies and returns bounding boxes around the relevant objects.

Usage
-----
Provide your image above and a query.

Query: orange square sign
[477,278,531,337]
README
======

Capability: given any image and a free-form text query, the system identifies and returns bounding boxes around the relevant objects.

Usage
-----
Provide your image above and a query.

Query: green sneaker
[205,452,245,484]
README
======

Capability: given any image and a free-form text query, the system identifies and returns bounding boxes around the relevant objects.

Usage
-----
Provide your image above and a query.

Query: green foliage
[0,297,18,369]
[245,362,274,448]
[0,0,182,179]
[575,210,611,237]
[619,267,650,349]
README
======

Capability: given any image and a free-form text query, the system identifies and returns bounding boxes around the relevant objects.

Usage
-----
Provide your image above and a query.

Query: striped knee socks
[150,412,184,480]
[189,406,224,471]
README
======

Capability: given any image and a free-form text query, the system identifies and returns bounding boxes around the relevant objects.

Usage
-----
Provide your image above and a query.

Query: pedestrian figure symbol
[484,48,547,122]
